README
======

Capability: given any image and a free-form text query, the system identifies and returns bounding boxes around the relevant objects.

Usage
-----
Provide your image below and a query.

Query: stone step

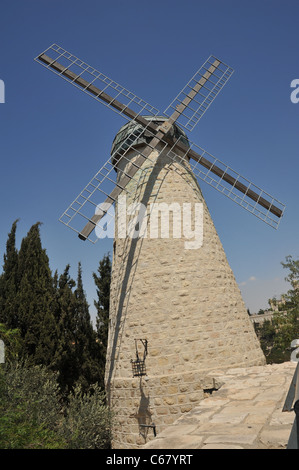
[142,361,297,449]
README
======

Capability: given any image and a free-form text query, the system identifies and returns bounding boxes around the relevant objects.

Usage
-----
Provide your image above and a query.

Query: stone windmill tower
[36,45,285,448]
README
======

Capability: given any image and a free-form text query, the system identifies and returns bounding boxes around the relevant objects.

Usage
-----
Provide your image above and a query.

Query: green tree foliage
[255,255,299,363]
[52,263,103,393]
[16,223,57,360]
[93,253,111,383]
[0,222,109,392]
[0,362,111,449]
[0,324,22,363]
[0,362,67,449]
[52,264,78,392]
[0,222,113,448]
[281,255,299,315]
[0,221,58,364]
[0,220,19,328]
[69,262,103,392]
[73,262,99,390]
[61,382,112,449]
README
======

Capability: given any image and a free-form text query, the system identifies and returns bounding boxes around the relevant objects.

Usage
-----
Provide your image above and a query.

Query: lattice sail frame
[59,120,170,243]
[59,125,285,243]
[35,44,286,242]
[164,55,234,132]
[34,44,161,121]
[34,45,233,132]
[168,137,285,229]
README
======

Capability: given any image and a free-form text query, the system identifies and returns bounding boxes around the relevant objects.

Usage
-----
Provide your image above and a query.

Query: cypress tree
[53,263,103,393]
[93,253,111,382]
[52,265,77,393]
[15,222,56,362]
[1,221,111,393]
[0,220,19,328]
[73,262,102,390]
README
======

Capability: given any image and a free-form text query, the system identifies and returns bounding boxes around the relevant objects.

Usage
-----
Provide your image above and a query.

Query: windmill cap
[111,116,189,166]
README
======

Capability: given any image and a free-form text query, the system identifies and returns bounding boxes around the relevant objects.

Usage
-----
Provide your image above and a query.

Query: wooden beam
[172,139,283,219]
[38,54,159,135]
[167,59,220,126]
[78,130,167,240]
[38,53,282,237]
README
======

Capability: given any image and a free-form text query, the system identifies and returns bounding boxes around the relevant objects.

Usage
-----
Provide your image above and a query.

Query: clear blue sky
[0,0,298,322]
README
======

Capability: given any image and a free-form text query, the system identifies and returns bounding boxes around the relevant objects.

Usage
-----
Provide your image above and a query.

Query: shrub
[62,383,112,449]
[0,362,66,448]
[0,362,111,449]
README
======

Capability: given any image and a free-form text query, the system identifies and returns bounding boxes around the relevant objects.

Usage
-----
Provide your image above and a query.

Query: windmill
[35,44,285,448]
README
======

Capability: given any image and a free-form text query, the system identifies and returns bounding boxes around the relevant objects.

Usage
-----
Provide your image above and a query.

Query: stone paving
[143,361,297,449]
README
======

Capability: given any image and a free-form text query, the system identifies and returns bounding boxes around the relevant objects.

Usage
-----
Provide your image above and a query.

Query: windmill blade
[60,118,285,242]
[39,45,284,234]
[164,56,234,132]
[167,136,285,229]
[35,44,160,124]
[59,119,170,243]
[59,152,133,244]
[35,46,232,137]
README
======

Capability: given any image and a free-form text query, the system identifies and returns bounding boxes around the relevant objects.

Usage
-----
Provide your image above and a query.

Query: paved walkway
[143,361,297,449]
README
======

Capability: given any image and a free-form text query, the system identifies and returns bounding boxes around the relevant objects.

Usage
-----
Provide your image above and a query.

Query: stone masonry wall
[105,143,265,448]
